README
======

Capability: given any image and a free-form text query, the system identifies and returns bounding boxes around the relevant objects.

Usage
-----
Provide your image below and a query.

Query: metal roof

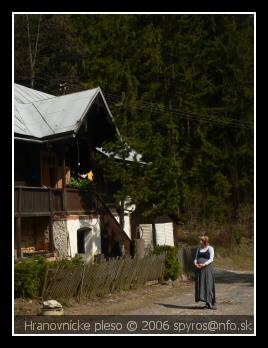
[14,83,143,162]
[14,83,113,139]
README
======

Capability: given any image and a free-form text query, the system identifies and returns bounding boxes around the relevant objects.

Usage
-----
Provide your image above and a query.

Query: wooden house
[14,83,135,261]
[14,84,177,262]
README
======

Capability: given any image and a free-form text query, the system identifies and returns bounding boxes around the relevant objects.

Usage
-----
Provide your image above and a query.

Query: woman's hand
[196,263,205,269]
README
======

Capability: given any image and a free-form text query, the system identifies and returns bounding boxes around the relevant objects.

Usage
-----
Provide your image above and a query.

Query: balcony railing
[14,186,96,216]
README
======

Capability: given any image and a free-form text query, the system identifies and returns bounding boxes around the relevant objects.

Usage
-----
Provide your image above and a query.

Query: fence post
[79,263,86,302]
[41,262,49,300]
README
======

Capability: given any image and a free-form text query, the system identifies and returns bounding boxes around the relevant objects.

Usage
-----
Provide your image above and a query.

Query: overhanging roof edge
[73,87,101,134]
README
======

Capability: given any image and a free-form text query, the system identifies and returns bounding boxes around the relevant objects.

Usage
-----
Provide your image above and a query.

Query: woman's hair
[199,235,209,246]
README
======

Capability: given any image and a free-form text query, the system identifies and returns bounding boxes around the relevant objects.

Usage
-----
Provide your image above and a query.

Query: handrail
[14,186,94,192]
[94,191,131,242]
[14,186,50,190]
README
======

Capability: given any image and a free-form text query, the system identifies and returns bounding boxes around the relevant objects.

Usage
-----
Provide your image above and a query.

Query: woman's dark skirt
[195,258,216,307]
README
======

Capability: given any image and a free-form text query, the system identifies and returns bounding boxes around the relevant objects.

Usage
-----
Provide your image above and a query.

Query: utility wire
[104,93,254,130]
[104,92,253,127]
[105,92,253,126]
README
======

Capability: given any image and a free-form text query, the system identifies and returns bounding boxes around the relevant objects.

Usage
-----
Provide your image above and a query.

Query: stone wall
[53,219,69,257]
[52,215,102,261]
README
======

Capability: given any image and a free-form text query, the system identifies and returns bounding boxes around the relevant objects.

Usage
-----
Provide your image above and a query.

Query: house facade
[14,84,176,262]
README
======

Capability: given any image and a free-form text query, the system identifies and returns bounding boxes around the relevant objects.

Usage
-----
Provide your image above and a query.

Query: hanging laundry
[78,170,94,182]
[87,170,94,182]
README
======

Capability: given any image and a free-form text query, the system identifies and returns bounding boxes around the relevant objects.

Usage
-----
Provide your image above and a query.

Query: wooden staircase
[94,192,131,258]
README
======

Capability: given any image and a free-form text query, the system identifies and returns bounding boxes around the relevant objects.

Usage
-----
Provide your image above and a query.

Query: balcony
[14,186,96,216]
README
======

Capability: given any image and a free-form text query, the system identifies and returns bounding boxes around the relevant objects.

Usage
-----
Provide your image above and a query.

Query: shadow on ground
[155,303,207,310]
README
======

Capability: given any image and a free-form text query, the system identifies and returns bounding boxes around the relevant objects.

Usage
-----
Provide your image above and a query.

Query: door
[40,151,59,187]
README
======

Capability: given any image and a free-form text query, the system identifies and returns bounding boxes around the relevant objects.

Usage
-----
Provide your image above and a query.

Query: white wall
[66,215,101,263]
[155,222,174,246]
[135,222,174,249]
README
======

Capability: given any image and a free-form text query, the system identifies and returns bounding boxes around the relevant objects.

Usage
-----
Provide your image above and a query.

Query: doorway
[77,227,91,254]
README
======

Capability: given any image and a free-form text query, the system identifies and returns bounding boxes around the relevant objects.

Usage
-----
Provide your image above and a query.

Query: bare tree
[26,14,41,89]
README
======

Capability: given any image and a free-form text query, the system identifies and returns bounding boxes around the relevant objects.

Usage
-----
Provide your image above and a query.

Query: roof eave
[14,131,75,143]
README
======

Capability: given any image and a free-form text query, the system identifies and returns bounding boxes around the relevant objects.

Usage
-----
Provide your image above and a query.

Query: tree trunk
[26,14,41,89]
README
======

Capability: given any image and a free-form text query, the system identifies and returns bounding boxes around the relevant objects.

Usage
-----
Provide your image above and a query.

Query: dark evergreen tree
[14,14,254,223]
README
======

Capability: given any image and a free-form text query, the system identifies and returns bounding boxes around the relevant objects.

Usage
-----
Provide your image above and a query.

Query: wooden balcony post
[18,187,22,213]
[16,217,22,258]
[49,188,53,213]
[16,187,22,258]
[48,188,55,252]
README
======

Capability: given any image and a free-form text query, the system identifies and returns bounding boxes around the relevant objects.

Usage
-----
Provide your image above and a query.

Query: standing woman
[194,236,216,309]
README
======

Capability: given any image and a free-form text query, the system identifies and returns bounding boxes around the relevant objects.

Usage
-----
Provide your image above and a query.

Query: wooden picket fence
[177,246,196,277]
[42,254,165,301]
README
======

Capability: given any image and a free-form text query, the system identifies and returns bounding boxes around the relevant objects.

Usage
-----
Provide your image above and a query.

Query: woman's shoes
[205,303,217,310]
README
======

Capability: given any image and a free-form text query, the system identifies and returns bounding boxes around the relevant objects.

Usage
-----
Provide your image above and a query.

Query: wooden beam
[16,217,22,258]
[48,188,55,252]
[18,187,22,213]
[17,212,51,217]
[61,143,66,188]
[16,187,22,258]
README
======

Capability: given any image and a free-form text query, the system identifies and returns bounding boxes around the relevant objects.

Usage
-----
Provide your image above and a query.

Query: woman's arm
[203,246,214,266]
[194,247,199,265]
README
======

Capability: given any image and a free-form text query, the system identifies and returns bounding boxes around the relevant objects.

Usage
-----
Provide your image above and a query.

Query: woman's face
[199,239,205,247]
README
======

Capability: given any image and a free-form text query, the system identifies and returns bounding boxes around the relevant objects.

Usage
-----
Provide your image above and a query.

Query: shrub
[50,256,84,269]
[233,227,242,246]
[14,256,84,298]
[68,177,95,190]
[14,257,47,298]
[151,245,181,281]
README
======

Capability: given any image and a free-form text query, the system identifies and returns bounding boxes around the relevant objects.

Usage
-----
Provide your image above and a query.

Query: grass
[175,223,254,272]
[213,238,254,271]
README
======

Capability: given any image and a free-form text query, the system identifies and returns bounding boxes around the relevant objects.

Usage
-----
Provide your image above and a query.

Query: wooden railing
[14,186,96,215]
[95,192,131,257]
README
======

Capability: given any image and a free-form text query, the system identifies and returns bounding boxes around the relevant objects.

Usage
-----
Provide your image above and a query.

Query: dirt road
[62,268,254,316]
[125,268,254,315]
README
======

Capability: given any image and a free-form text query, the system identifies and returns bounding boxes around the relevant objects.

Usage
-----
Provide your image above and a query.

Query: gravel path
[124,268,254,315]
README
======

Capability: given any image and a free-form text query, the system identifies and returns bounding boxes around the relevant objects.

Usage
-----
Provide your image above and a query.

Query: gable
[14,84,118,140]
